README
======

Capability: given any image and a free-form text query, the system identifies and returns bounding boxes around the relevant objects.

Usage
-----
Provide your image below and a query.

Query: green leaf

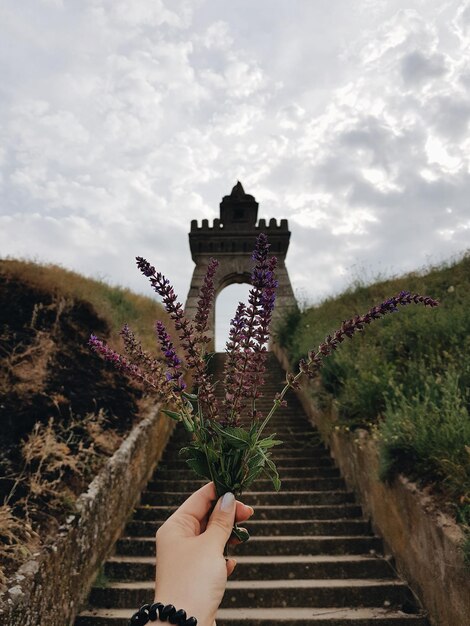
[162,409,181,421]
[247,452,265,469]
[205,446,219,463]
[231,525,250,543]
[258,437,283,449]
[243,466,264,489]
[212,424,250,449]
[239,450,266,489]
[181,446,212,479]
[182,391,198,402]
[186,457,211,480]
[249,421,260,440]
[264,457,281,491]
[182,418,194,433]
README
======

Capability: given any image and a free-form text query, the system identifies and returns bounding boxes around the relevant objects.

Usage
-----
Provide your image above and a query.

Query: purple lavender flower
[155,321,186,392]
[221,303,247,420]
[120,323,166,380]
[135,258,197,366]
[194,258,219,341]
[222,233,278,424]
[136,256,219,419]
[91,233,441,513]
[302,290,440,378]
[89,334,160,391]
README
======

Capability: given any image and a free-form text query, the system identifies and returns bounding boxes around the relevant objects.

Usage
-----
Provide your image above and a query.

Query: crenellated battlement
[189,182,291,260]
[185,181,297,349]
[190,217,289,232]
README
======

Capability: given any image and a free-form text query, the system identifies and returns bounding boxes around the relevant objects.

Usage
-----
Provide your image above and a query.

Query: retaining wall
[0,406,174,626]
[272,343,470,626]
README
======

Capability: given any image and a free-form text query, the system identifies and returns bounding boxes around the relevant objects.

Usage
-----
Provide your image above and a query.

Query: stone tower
[185,182,297,350]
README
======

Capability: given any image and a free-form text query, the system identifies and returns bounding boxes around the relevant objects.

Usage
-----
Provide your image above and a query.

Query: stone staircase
[76,354,428,625]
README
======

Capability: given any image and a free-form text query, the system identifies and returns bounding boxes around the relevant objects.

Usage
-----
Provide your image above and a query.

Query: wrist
[154,588,215,626]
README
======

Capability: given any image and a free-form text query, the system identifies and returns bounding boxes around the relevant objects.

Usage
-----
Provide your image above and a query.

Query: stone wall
[272,343,470,626]
[0,406,174,626]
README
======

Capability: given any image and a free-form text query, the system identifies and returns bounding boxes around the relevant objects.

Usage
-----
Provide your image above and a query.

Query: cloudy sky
[1,0,469,348]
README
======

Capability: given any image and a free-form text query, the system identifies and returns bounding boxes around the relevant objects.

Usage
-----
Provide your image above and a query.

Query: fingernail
[220,492,235,512]
[247,505,255,516]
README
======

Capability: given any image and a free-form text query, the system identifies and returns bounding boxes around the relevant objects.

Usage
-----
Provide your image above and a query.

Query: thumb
[205,492,236,548]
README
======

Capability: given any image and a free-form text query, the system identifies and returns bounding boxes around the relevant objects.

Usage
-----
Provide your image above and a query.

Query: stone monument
[185,182,297,350]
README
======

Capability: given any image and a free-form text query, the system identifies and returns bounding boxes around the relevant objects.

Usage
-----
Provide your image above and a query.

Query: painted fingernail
[220,492,235,512]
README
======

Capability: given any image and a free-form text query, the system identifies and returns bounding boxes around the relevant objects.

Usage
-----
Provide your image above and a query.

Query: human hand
[154,482,254,626]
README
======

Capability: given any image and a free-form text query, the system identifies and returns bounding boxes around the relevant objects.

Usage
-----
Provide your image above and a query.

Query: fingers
[175,483,253,524]
[205,492,237,548]
[164,482,255,541]
[226,558,237,577]
[200,499,253,534]
[235,501,254,524]
[170,482,216,523]
[229,504,254,544]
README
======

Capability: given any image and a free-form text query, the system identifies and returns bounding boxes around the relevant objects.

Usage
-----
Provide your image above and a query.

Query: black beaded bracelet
[129,602,198,626]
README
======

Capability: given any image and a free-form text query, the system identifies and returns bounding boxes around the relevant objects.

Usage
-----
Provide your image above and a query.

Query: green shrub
[277,250,470,520]
[378,365,470,501]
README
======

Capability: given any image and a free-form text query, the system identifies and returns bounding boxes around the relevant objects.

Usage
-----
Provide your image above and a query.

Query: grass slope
[0,258,171,584]
[277,251,470,541]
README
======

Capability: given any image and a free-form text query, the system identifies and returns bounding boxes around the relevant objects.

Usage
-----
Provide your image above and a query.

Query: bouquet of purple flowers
[90,233,438,541]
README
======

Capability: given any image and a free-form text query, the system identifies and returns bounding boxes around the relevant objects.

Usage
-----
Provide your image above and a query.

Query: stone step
[104,554,395,582]
[146,477,346,492]
[88,578,415,610]
[140,490,356,507]
[215,607,428,626]
[153,466,341,479]
[165,425,319,436]
[115,535,383,557]
[133,503,364,522]
[162,442,327,455]
[76,606,428,625]
[158,456,336,469]
[75,353,427,626]
[167,418,305,427]
[158,454,330,468]
[124,518,371,538]
[169,428,319,442]
[167,437,320,449]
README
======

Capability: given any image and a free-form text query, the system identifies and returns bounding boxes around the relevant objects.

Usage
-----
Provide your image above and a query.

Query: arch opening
[185,184,297,352]
[215,282,252,352]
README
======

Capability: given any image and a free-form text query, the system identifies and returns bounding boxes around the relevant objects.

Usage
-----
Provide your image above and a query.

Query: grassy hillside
[277,251,470,542]
[0,258,172,585]
[1,259,166,351]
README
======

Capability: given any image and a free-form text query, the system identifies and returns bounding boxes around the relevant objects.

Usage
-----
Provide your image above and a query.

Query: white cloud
[0,0,469,344]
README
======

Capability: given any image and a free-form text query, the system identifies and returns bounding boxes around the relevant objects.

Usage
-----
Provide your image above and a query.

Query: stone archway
[185,182,297,350]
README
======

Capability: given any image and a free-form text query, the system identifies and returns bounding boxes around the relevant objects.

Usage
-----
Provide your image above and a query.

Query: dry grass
[0,257,185,582]
[0,505,38,588]
[0,330,56,397]
[22,419,82,502]
[20,411,124,506]
[0,410,124,583]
